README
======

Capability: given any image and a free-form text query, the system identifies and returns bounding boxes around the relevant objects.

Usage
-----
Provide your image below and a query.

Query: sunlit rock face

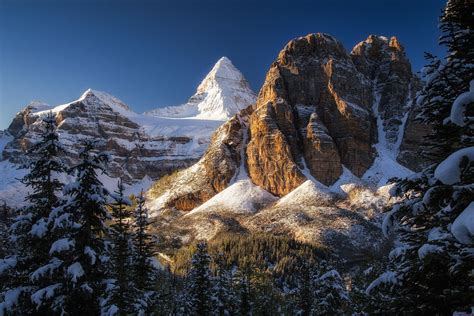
[247,33,377,195]
[2,57,257,186]
[3,90,205,183]
[149,33,423,212]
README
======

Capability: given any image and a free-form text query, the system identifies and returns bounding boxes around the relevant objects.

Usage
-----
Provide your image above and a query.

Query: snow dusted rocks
[145,33,426,257]
[145,57,256,120]
[245,33,423,194]
[147,106,253,212]
[451,202,474,244]
[149,33,423,209]
[1,58,257,203]
[3,89,214,185]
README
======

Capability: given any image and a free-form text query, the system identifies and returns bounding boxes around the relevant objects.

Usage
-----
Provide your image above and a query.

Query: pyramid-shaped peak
[197,57,249,93]
[216,56,232,65]
[208,57,244,80]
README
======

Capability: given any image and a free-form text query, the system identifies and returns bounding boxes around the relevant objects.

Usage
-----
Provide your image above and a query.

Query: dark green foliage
[0,112,66,314]
[212,253,238,316]
[171,233,329,315]
[417,0,473,161]
[186,241,213,315]
[105,179,133,315]
[173,233,326,285]
[369,1,474,314]
[131,190,159,314]
[49,140,111,315]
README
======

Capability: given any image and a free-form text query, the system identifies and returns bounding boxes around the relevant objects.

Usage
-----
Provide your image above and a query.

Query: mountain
[146,33,429,257]
[144,57,256,120]
[0,58,256,206]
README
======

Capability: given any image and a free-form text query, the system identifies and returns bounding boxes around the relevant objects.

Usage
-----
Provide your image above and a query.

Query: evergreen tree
[186,241,213,315]
[0,201,12,263]
[0,112,66,314]
[103,179,133,316]
[42,140,111,315]
[311,263,349,315]
[417,0,473,161]
[294,261,314,316]
[235,263,252,316]
[369,1,474,313]
[131,190,158,315]
[211,253,237,316]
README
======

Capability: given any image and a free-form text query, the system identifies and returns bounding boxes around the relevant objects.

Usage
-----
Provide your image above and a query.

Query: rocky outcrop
[351,35,420,150]
[3,90,206,183]
[1,58,256,191]
[147,106,252,211]
[149,33,423,211]
[247,33,376,195]
[302,111,342,184]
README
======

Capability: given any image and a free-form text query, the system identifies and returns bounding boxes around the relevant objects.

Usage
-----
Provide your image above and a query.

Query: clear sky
[0,0,446,129]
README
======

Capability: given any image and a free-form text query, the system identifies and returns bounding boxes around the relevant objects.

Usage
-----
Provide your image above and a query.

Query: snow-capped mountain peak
[145,57,256,121]
[196,56,246,93]
[32,88,133,117]
[79,89,132,112]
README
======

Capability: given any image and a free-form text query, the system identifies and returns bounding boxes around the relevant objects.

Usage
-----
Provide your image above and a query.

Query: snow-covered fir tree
[368,0,473,314]
[0,202,12,264]
[311,263,349,315]
[234,263,252,316]
[131,190,159,315]
[211,253,237,316]
[294,261,314,316]
[40,140,111,315]
[186,241,213,315]
[103,179,133,316]
[0,112,66,314]
[417,0,473,161]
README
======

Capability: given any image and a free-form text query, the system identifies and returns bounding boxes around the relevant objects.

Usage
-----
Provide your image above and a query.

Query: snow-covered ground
[187,179,277,215]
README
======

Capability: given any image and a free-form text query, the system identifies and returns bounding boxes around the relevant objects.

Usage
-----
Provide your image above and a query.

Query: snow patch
[50,238,75,254]
[450,80,474,126]
[434,147,474,185]
[276,180,333,208]
[366,271,398,294]
[451,202,474,244]
[418,243,443,259]
[187,179,277,215]
[67,262,84,282]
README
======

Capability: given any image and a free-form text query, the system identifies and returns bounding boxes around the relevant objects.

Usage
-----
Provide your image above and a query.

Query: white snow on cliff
[145,57,256,121]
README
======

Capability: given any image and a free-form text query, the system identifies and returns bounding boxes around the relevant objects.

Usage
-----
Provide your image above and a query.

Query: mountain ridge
[144,33,429,256]
[0,58,257,206]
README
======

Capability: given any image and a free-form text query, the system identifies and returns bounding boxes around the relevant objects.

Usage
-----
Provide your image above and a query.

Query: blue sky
[0,0,446,129]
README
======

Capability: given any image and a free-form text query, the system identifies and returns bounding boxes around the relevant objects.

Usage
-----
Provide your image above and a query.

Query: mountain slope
[145,57,256,120]
[146,33,428,256]
[0,58,257,207]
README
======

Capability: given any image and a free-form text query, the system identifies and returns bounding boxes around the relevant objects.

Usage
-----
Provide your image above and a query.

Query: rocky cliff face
[0,58,256,205]
[147,106,252,212]
[3,90,210,183]
[150,33,422,211]
[247,34,378,195]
